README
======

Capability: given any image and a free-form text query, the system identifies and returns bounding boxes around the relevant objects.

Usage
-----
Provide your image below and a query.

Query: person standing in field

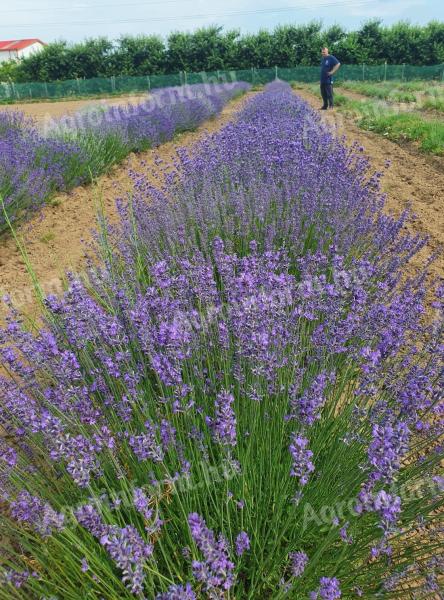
[320,47,341,110]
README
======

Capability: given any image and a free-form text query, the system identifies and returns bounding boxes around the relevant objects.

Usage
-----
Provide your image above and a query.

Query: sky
[0,0,443,43]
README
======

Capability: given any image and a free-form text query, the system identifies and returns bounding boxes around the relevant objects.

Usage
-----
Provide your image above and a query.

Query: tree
[70,38,114,78]
[273,22,323,67]
[356,20,385,63]
[9,21,444,84]
[110,35,166,76]
[0,60,20,82]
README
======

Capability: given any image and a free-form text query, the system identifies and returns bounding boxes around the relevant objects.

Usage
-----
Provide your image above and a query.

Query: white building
[0,39,46,63]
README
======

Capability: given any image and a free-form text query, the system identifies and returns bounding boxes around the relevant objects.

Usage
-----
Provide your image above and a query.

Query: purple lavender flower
[212,390,237,447]
[160,419,176,451]
[156,582,196,599]
[368,421,410,484]
[10,491,64,537]
[290,551,308,577]
[289,434,315,486]
[50,433,103,488]
[291,372,333,426]
[75,504,105,538]
[2,569,37,589]
[433,475,444,491]
[0,441,17,469]
[373,490,401,531]
[100,525,153,594]
[80,558,89,572]
[134,487,163,535]
[235,531,250,556]
[133,487,153,521]
[311,577,341,599]
[339,523,353,544]
[188,513,235,594]
[129,421,164,462]
[76,503,152,594]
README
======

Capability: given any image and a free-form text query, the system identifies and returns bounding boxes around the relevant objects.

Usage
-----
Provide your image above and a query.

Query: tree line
[2,20,444,83]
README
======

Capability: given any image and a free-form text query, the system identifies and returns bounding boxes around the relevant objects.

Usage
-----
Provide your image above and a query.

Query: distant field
[296,80,444,155]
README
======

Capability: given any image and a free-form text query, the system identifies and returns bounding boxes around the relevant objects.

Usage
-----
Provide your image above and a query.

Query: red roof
[0,39,45,52]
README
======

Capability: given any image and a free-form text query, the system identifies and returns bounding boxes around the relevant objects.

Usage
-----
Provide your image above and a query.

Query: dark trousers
[320,82,334,108]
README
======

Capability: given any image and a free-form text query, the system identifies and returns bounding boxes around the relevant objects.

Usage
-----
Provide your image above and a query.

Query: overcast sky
[0,0,443,43]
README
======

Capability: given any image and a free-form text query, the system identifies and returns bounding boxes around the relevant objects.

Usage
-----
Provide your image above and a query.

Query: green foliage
[422,96,444,112]
[340,81,418,102]
[359,111,444,154]
[7,21,444,84]
[110,35,166,76]
[0,60,20,82]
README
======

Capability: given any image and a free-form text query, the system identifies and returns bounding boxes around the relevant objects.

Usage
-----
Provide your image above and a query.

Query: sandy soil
[0,92,256,321]
[1,93,149,124]
[295,87,444,280]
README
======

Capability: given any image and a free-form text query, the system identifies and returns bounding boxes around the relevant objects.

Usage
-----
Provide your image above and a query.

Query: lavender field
[0,82,249,235]
[0,81,443,599]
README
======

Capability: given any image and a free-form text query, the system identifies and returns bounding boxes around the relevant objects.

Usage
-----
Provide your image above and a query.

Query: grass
[39,232,56,244]
[359,111,444,154]
[337,80,444,107]
[298,83,444,156]
[338,81,417,103]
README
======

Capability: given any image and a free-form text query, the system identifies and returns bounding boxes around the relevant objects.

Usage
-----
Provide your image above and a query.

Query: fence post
[251,66,254,84]
[147,75,151,90]
[362,63,365,81]
[184,71,188,85]
[384,61,387,82]
[275,65,278,80]
[402,63,406,81]
[44,82,49,98]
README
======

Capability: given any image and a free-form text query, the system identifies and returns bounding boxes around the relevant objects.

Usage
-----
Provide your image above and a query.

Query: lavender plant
[0,82,250,235]
[0,110,86,233]
[0,82,442,599]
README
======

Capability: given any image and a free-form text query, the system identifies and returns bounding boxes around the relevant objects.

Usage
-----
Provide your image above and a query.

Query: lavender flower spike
[290,551,308,577]
[213,390,237,447]
[289,434,315,486]
[10,490,64,537]
[235,531,250,556]
[311,577,341,599]
[156,582,196,599]
[188,512,235,594]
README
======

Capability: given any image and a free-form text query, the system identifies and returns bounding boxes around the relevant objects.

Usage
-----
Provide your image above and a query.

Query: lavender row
[0,82,250,235]
[0,82,442,598]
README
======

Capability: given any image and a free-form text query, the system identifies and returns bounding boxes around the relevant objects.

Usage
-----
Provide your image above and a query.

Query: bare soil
[295,87,444,280]
[1,93,149,124]
[0,92,256,321]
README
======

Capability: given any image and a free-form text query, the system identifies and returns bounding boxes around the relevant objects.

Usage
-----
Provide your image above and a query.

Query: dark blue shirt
[320,55,339,83]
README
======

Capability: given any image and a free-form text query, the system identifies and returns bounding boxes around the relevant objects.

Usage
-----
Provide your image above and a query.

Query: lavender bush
[0,82,442,599]
[0,82,249,235]
[0,110,86,233]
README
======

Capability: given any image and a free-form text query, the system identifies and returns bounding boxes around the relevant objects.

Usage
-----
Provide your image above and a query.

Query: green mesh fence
[1,64,443,101]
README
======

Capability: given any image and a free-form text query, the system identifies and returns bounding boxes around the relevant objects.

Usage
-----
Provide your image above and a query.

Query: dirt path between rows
[295,87,444,280]
[0,92,256,321]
